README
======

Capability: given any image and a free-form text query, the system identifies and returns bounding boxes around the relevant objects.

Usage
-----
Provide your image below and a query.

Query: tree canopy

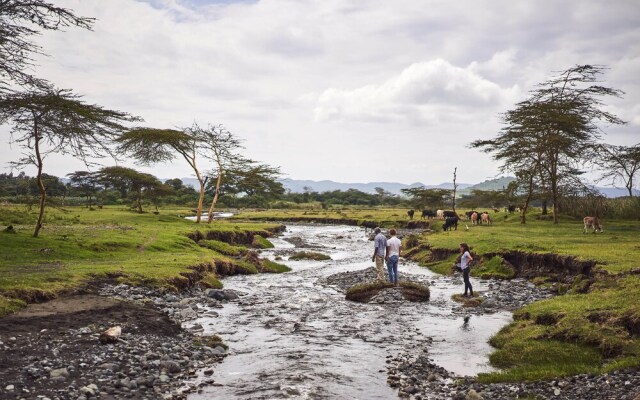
[0,0,93,90]
[471,65,625,223]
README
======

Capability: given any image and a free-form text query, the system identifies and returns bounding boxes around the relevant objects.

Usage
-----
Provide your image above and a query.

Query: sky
[1,0,639,185]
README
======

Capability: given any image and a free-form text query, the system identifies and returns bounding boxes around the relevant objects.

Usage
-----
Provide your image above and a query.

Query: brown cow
[583,216,603,233]
[481,212,491,225]
[470,212,478,225]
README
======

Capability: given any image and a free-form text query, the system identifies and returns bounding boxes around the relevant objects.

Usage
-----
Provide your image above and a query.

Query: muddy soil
[0,295,194,399]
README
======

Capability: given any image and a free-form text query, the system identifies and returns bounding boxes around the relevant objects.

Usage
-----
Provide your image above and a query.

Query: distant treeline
[1,171,637,220]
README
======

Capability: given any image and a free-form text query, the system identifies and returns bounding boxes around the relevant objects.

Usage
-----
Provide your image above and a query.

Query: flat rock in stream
[319,267,430,303]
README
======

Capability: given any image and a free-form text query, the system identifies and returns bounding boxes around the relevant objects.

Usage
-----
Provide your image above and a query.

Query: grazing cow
[436,209,444,220]
[492,207,499,213]
[443,210,457,219]
[421,209,435,219]
[470,212,478,225]
[481,212,492,225]
[407,209,415,220]
[583,216,603,233]
[465,210,477,220]
[442,216,458,231]
[507,204,516,214]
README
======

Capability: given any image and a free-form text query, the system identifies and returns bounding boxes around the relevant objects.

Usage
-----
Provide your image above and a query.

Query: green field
[0,205,287,314]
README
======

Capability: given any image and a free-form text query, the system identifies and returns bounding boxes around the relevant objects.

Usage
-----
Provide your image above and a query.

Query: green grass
[198,239,248,256]
[472,255,516,279]
[262,259,291,273]
[252,234,275,249]
[0,205,285,314]
[289,251,331,261]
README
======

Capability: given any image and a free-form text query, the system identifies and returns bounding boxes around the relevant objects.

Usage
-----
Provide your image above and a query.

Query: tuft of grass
[451,293,484,307]
[262,259,291,273]
[199,273,223,289]
[251,234,274,249]
[0,296,27,315]
[193,334,228,350]
[289,251,331,261]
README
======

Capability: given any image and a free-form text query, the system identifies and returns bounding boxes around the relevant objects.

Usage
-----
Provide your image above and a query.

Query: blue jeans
[387,255,399,283]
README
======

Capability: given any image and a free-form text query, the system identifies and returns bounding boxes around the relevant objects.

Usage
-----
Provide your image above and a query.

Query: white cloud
[314,59,520,124]
[1,0,638,184]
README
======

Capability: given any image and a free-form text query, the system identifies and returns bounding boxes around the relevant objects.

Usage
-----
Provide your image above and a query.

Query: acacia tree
[0,88,137,236]
[67,170,99,208]
[116,127,209,222]
[97,166,161,213]
[472,65,625,223]
[595,143,640,197]
[195,124,243,223]
[400,187,451,210]
[210,160,283,202]
[0,0,93,90]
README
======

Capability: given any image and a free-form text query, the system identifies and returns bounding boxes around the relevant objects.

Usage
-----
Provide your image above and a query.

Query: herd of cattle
[406,208,604,233]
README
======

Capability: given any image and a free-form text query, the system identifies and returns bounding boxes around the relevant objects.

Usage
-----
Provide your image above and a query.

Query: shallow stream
[188,224,512,399]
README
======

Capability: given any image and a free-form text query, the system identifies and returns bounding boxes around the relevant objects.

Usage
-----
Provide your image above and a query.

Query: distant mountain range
[173,176,637,198]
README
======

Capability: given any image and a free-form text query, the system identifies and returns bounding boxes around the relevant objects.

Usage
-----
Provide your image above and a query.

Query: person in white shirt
[385,229,402,285]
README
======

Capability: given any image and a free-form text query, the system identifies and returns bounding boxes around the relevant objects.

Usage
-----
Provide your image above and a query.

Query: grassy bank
[233,207,640,382]
[0,205,289,315]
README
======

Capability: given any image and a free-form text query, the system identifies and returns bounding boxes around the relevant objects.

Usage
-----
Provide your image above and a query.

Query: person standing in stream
[371,227,387,282]
[385,229,402,285]
[459,242,474,297]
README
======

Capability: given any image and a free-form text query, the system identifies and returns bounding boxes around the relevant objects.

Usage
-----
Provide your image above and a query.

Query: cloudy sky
[1,0,639,185]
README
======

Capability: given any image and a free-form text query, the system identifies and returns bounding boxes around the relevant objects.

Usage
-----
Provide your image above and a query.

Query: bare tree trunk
[136,189,143,213]
[452,167,457,213]
[520,173,535,224]
[195,172,205,223]
[207,173,223,223]
[33,124,46,238]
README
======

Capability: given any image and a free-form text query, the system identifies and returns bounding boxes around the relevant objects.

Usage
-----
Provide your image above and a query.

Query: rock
[207,290,226,301]
[466,389,483,400]
[180,308,197,320]
[50,367,69,379]
[99,362,120,372]
[554,388,561,396]
[159,374,170,383]
[160,361,181,374]
[5,385,14,391]
[224,290,239,300]
[80,384,98,396]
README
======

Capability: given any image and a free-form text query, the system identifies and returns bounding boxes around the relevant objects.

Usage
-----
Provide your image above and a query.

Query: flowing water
[188,224,512,399]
